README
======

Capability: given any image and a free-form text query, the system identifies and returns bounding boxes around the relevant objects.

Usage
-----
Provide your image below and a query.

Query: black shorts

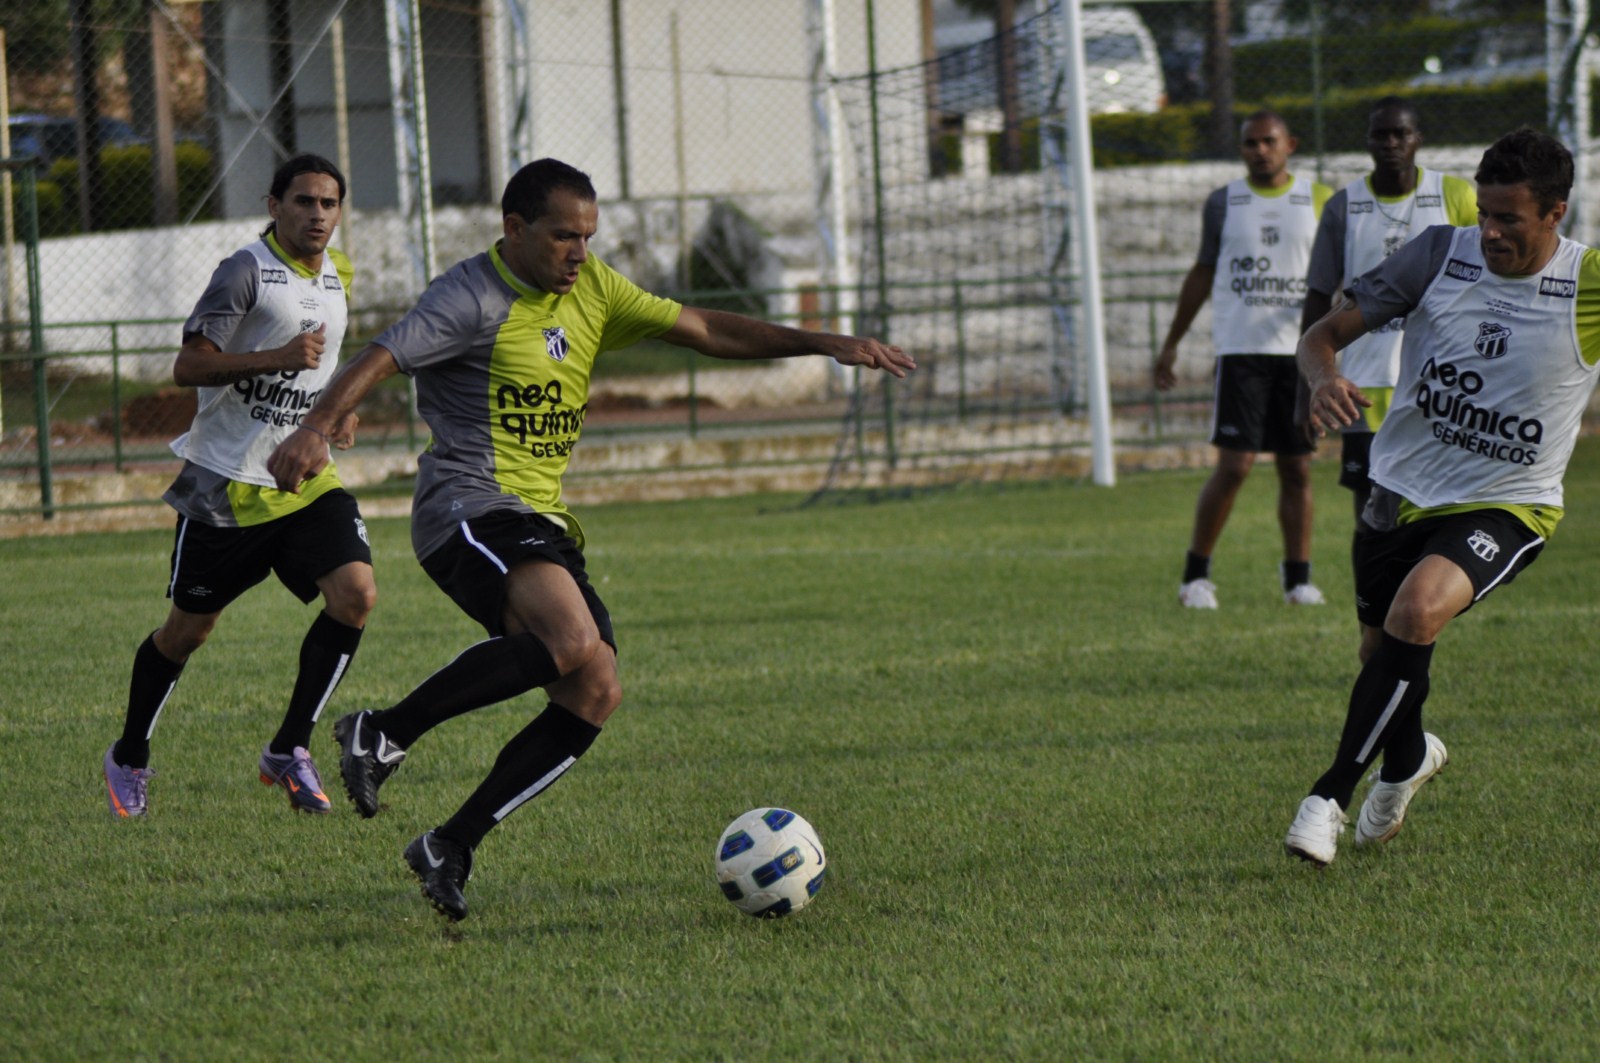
[419,508,615,649]
[1339,431,1374,491]
[1353,489,1546,629]
[1210,354,1313,456]
[167,489,372,613]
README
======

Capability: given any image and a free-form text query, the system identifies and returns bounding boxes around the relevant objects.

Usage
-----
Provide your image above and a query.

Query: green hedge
[1232,18,1506,99]
[17,141,216,237]
[1089,76,1554,168]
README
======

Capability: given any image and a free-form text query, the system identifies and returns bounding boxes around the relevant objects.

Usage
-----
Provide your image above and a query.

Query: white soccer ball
[714,807,827,918]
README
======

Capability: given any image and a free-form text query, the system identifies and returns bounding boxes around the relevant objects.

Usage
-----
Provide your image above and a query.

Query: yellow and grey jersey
[1307,169,1475,391]
[1199,174,1330,355]
[163,235,353,527]
[376,243,681,559]
[1352,225,1600,536]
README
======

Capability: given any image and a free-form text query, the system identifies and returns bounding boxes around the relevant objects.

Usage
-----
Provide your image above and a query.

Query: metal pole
[611,0,631,199]
[332,14,354,256]
[1309,0,1325,183]
[1,25,15,386]
[17,167,52,517]
[671,14,695,437]
[1058,0,1114,486]
[864,0,896,469]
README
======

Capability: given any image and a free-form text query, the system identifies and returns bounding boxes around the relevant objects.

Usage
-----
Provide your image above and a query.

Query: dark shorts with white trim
[1353,487,1545,630]
[1209,354,1313,456]
[419,507,615,648]
[167,489,371,613]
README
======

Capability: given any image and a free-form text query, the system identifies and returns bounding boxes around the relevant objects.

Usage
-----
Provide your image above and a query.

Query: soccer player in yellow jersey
[1285,129,1600,866]
[102,155,374,819]
[268,158,915,920]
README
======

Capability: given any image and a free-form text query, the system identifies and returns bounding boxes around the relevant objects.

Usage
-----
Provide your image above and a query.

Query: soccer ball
[714,807,827,918]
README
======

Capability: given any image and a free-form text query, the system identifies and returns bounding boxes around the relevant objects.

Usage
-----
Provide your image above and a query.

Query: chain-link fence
[0,0,1591,521]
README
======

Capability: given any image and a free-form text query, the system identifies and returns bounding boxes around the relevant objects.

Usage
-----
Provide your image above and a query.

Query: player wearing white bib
[266,159,916,921]
[1301,98,1477,531]
[1284,129,1600,866]
[1154,112,1334,609]
[102,155,375,820]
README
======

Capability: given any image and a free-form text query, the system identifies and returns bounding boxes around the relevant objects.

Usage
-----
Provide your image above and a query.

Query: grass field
[5,442,1600,1060]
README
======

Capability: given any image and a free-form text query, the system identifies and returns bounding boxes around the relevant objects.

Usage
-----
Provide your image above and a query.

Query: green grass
[5,443,1600,1060]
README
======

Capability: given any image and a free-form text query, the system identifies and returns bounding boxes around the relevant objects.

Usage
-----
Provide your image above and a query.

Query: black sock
[1183,551,1211,584]
[1282,560,1311,591]
[114,634,186,770]
[372,632,561,749]
[270,611,365,754]
[436,703,601,851]
[1311,632,1433,808]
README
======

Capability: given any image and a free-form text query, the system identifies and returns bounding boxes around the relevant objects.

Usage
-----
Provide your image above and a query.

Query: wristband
[299,423,331,443]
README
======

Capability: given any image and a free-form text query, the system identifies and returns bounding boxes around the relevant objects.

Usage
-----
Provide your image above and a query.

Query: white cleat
[1355,733,1449,847]
[1285,795,1348,866]
[1179,578,1219,609]
[1284,582,1327,605]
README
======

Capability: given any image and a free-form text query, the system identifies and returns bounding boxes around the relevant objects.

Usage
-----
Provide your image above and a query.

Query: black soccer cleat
[332,710,406,818]
[404,830,474,922]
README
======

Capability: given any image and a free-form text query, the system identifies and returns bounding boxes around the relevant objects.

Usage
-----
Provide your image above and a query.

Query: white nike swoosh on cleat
[349,716,370,757]
[375,737,404,764]
[422,836,445,869]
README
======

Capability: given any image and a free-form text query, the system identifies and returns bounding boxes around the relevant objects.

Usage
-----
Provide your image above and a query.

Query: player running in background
[1285,129,1599,866]
[102,154,374,819]
[266,158,915,921]
[1299,96,1476,533]
[1154,111,1334,609]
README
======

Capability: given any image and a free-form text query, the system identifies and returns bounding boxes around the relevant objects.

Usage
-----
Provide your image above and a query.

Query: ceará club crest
[543,326,569,362]
[1473,321,1510,360]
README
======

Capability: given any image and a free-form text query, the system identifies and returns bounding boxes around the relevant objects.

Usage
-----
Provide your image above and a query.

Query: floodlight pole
[1058,0,1115,486]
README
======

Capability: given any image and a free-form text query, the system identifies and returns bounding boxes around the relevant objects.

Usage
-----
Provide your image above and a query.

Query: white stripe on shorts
[1474,535,1546,602]
[168,516,191,599]
[461,519,509,574]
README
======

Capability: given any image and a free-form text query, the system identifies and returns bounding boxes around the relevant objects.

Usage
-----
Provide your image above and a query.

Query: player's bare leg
[1180,448,1254,608]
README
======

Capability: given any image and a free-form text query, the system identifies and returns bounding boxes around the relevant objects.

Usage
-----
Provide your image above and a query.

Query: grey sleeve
[376,262,487,373]
[1305,189,1348,295]
[1350,224,1455,329]
[182,250,257,350]
[1195,187,1228,268]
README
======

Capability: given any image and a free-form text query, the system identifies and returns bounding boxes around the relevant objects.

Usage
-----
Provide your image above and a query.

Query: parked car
[934,4,1167,116]
[7,113,146,169]
[1407,24,1546,88]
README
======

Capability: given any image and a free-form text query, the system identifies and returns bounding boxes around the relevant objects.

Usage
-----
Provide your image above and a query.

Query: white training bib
[1211,175,1319,355]
[1339,169,1454,388]
[171,241,349,487]
[1372,228,1597,510]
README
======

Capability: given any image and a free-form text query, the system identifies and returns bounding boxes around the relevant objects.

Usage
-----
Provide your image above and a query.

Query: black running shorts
[419,508,615,649]
[167,489,372,613]
[1353,489,1546,629]
[1210,354,1313,456]
[1338,430,1374,492]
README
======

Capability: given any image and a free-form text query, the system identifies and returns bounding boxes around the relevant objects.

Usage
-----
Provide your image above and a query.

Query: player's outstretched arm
[663,306,916,378]
[1297,296,1372,437]
[266,343,400,492]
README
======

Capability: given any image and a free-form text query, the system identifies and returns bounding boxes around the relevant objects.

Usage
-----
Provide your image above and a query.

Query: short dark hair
[1475,128,1573,215]
[502,159,597,223]
[1368,95,1419,127]
[1240,109,1290,137]
[262,153,346,237]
